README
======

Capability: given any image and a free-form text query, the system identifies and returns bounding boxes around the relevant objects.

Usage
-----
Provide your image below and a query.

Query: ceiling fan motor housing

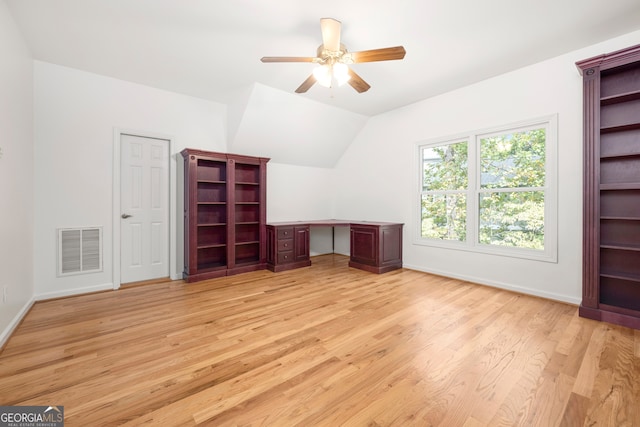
[316,43,351,65]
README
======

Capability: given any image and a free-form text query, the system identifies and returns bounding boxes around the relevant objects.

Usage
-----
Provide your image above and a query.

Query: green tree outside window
[421,128,546,251]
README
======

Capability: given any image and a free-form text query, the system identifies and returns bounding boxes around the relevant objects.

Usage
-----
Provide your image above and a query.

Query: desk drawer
[278,239,293,251]
[277,251,294,264]
[277,227,294,240]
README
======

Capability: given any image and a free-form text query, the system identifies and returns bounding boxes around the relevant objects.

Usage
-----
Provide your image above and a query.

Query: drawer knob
[284,243,288,247]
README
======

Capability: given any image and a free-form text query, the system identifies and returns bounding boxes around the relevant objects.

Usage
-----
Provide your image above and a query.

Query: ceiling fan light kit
[313,62,350,88]
[261,18,405,93]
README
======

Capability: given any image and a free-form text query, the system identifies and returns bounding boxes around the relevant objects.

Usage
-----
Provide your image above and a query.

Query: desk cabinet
[349,223,403,274]
[266,225,311,272]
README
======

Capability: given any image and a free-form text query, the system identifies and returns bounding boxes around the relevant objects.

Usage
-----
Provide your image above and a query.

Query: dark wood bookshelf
[181,149,269,282]
[577,43,640,329]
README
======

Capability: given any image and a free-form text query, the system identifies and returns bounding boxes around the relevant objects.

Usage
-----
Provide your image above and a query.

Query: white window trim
[414,114,558,263]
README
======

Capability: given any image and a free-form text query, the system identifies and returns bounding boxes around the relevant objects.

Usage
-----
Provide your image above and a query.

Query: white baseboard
[0,297,36,350]
[403,263,581,306]
[35,282,115,301]
[310,251,350,257]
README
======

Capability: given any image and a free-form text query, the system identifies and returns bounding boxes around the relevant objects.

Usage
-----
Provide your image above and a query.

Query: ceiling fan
[260,18,406,94]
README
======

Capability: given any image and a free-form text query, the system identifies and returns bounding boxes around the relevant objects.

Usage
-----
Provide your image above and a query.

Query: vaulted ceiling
[7,0,640,166]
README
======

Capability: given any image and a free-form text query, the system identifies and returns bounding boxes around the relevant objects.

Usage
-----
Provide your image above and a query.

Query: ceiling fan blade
[320,18,341,52]
[350,46,406,63]
[295,74,317,93]
[347,68,371,93]
[261,56,317,63]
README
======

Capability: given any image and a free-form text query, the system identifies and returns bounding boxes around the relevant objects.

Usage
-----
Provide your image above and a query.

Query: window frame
[415,115,558,263]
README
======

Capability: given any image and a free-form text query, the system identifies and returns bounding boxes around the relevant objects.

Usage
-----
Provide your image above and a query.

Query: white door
[120,134,170,283]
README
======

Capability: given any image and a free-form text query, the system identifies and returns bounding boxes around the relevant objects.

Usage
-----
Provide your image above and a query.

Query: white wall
[333,30,640,304]
[266,162,338,255]
[0,1,34,345]
[266,162,334,222]
[33,62,228,298]
[33,62,336,298]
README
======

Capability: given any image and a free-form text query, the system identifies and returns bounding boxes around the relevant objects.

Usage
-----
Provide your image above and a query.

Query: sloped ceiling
[6,0,640,167]
[228,83,368,167]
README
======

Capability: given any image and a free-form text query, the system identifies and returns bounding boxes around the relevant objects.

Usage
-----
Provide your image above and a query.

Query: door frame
[112,128,178,289]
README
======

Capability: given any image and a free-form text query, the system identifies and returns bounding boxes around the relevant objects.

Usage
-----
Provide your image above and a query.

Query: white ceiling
[6,0,640,168]
[7,0,640,116]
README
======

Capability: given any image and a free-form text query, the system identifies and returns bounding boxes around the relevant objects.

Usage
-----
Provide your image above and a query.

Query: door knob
[121,213,133,219]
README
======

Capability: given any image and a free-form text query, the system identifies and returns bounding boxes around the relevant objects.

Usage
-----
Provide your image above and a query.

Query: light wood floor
[1,255,639,426]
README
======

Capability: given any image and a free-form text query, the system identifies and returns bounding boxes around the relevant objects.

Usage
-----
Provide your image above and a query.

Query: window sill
[412,237,558,263]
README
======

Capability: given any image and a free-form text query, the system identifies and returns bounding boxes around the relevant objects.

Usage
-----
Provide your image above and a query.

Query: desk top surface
[267,219,403,227]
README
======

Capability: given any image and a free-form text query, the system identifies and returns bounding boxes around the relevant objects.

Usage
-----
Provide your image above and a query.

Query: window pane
[478,191,544,249]
[480,128,545,188]
[422,141,468,191]
[421,194,466,241]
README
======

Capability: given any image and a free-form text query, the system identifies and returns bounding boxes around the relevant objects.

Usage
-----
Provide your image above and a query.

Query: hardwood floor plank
[584,325,638,426]
[521,372,574,427]
[1,254,639,426]
[561,392,590,426]
[572,323,609,398]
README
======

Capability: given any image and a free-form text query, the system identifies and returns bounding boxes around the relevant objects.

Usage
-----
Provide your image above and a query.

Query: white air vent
[58,227,103,276]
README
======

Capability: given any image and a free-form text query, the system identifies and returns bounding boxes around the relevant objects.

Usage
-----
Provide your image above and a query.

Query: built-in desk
[266,220,403,274]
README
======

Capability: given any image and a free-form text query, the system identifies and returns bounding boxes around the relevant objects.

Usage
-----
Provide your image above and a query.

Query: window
[421,140,468,242]
[417,115,557,262]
